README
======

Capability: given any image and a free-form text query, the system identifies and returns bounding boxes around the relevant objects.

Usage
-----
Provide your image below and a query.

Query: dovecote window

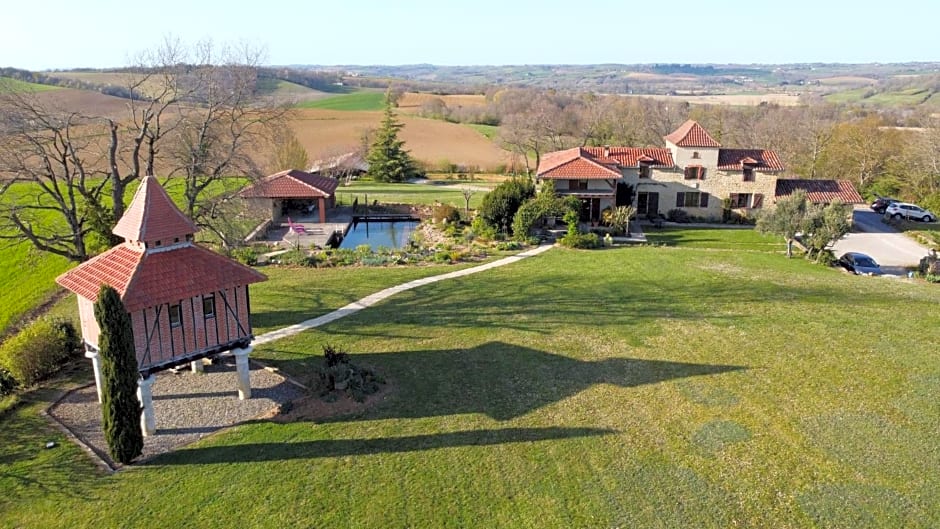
[169,304,182,327]
[203,295,216,318]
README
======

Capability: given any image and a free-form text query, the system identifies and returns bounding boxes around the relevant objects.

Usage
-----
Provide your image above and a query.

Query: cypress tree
[365,89,420,182]
[93,285,143,464]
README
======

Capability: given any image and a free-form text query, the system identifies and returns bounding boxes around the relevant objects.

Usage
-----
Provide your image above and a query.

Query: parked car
[884,202,936,222]
[870,196,899,214]
[838,252,883,276]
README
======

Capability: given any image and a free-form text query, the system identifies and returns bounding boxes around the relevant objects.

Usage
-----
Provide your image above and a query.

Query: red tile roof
[774,179,864,205]
[583,147,674,168]
[239,169,339,199]
[56,244,144,303]
[537,146,674,179]
[718,149,785,171]
[664,120,720,148]
[112,176,199,243]
[537,147,621,179]
[56,243,266,312]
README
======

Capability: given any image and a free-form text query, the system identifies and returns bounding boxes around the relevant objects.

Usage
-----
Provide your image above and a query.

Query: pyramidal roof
[664,120,720,148]
[112,176,199,243]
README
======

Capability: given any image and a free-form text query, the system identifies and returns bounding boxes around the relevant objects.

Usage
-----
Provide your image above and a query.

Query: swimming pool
[337,220,419,250]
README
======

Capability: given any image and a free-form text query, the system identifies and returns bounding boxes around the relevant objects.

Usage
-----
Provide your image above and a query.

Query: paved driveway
[831,207,932,272]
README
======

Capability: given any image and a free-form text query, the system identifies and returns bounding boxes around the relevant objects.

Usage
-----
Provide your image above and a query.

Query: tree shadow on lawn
[152,426,617,465]
[271,341,747,423]
[156,341,744,465]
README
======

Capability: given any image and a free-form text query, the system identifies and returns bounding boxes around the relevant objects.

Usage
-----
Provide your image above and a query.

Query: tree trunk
[786,238,793,258]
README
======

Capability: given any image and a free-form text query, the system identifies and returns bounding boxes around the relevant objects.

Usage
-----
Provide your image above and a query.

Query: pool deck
[265,207,354,248]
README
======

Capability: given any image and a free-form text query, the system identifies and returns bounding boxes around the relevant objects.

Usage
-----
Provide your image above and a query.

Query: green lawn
[335,180,489,209]
[295,90,386,111]
[644,226,784,250]
[3,229,940,527]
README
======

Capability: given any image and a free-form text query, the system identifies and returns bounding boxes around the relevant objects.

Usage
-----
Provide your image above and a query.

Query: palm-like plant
[602,205,637,235]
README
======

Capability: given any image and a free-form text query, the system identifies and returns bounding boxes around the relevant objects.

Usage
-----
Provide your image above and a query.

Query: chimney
[603,145,610,157]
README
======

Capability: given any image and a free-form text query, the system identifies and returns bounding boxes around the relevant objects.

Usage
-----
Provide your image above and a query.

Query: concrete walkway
[254,244,554,346]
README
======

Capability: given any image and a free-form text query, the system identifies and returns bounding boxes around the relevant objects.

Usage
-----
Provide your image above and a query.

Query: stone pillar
[232,346,253,400]
[191,359,205,374]
[85,350,103,403]
[137,375,157,436]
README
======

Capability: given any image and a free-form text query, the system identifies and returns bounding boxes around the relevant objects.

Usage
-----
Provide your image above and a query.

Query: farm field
[635,92,802,106]
[396,92,487,111]
[296,90,386,111]
[290,108,510,171]
[3,230,940,527]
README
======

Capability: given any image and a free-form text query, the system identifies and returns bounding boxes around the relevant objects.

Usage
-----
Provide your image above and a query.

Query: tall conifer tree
[94,285,144,464]
[366,89,420,182]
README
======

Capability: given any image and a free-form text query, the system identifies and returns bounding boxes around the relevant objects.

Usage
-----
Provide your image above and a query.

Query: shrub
[278,248,319,267]
[478,177,535,234]
[0,317,80,387]
[924,274,940,283]
[432,203,461,224]
[232,246,259,266]
[471,216,497,240]
[559,232,600,249]
[667,209,691,223]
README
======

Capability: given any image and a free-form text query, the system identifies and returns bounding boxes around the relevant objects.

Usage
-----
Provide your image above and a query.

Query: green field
[3,229,940,527]
[0,178,248,337]
[335,180,489,209]
[295,90,386,111]
[0,76,60,93]
[825,86,936,107]
[466,123,499,140]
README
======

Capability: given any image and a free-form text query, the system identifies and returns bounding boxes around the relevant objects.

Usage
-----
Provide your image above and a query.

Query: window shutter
[676,192,684,207]
[753,193,764,209]
[700,193,709,208]
[698,167,706,180]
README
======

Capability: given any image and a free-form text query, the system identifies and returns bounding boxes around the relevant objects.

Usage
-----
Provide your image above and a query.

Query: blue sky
[3,0,938,69]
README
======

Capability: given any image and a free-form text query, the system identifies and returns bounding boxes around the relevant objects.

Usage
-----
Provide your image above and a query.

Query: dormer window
[743,167,755,182]
[639,165,651,179]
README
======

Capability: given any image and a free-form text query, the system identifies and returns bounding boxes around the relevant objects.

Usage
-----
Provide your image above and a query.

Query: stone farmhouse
[536,119,861,223]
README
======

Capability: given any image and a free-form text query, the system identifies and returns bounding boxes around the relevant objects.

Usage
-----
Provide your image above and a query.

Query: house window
[729,193,764,209]
[676,192,709,208]
[743,167,755,182]
[569,179,588,190]
[203,295,216,318]
[637,192,659,215]
[168,304,182,327]
[684,166,705,180]
[692,152,701,159]
[639,165,651,179]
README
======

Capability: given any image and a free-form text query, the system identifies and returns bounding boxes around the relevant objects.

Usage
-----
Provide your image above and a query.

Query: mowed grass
[3,229,940,527]
[335,180,489,209]
[645,226,784,250]
[296,90,386,111]
[466,123,499,140]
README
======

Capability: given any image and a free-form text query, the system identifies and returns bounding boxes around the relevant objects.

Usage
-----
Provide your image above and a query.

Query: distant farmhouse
[537,120,862,223]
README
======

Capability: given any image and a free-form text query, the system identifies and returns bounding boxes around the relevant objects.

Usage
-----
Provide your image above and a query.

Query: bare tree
[0,90,106,261]
[461,186,475,215]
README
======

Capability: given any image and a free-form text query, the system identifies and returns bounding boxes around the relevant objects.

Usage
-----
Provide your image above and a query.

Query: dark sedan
[870,197,899,214]
[838,252,883,276]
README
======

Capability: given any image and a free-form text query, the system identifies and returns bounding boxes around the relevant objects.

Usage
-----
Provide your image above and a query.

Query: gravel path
[48,358,304,468]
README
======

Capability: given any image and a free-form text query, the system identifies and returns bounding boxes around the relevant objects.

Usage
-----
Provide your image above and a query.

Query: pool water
[338,220,419,250]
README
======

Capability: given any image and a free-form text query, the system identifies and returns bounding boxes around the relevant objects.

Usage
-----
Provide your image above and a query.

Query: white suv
[885,202,935,222]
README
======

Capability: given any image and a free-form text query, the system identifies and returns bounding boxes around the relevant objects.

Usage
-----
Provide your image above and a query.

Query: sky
[2,0,939,70]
